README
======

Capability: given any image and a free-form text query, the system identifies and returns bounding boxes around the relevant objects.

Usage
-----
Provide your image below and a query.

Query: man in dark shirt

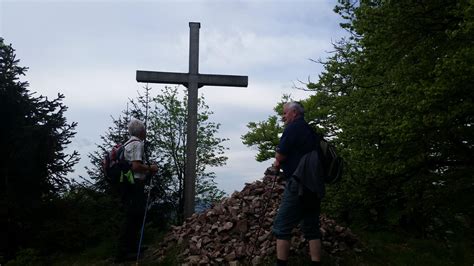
[272,102,322,266]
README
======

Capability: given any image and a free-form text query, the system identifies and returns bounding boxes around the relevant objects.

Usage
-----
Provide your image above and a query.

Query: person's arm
[274,152,286,170]
[128,140,159,175]
[131,161,157,174]
[274,125,294,171]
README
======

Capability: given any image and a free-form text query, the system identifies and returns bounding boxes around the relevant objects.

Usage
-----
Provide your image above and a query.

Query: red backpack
[102,139,139,186]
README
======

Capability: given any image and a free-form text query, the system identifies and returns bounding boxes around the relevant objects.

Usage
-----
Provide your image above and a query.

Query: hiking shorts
[272,178,321,240]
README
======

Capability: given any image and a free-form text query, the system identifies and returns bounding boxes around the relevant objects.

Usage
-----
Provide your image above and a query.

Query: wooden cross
[136,22,248,218]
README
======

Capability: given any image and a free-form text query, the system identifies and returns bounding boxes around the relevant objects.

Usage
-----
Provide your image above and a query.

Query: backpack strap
[123,138,141,147]
[117,139,142,162]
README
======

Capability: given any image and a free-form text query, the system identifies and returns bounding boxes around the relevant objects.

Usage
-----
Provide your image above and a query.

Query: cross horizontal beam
[136,71,187,85]
[135,22,248,219]
[198,73,248,87]
[136,70,248,88]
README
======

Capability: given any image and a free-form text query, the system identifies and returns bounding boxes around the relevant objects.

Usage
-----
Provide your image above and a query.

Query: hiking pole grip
[136,176,152,264]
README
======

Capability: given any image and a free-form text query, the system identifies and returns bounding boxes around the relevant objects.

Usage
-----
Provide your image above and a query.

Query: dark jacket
[276,116,319,177]
[292,150,325,199]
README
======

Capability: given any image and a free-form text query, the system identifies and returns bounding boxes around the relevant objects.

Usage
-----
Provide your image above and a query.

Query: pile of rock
[149,168,358,265]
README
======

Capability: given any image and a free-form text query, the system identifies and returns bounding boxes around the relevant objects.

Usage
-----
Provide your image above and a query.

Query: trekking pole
[247,168,279,264]
[136,175,153,265]
[136,84,151,265]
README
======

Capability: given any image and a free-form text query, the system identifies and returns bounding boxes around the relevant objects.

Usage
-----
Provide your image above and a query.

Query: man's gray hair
[285,101,304,115]
[128,118,145,137]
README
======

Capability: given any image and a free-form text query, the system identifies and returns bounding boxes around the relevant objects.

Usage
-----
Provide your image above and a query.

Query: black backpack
[102,139,139,187]
[318,137,344,184]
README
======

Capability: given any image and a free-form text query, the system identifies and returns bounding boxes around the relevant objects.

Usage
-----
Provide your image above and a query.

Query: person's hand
[149,164,159,173]
[269,160,281,180]
[273,160,280,171]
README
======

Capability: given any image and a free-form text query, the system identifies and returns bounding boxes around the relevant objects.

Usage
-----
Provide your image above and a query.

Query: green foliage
[0,38,79,260]
[149,86,227,210]
[39,184,121,252]
[241,115,282,161]
[242,0,474,237]
[241,94,324,162]
[339,228,474,266]
[5,249,45,266]
[321,0,474,233]
[3,181,121,264]
[85,87,154,191]
[85,85,178,226]
[86,85,227,223]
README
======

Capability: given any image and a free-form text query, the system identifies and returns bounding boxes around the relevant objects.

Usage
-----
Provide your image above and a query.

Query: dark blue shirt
[276,116,320,178]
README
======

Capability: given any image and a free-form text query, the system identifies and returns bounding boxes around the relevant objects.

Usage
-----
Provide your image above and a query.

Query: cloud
[204,80,314,113]
[2,0,348,194]
[200,31,333,73]
[211,149,271,194]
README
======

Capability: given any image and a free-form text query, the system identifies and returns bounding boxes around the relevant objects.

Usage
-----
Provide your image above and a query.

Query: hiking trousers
[116,181,146,255]
[272,178,321,240]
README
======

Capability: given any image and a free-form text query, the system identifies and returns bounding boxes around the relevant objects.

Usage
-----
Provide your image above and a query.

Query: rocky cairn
[149,167,359,265]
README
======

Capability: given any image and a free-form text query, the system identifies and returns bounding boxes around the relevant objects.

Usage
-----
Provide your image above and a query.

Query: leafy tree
[242,0,474,236]
[148,86,227,219]
[85,85,176,228]
[0,38,79,259]
[87,86,226,223]
[323,0,473,232]
[85,111,131,191]
[242,94,298,162]
[241,115,282,162]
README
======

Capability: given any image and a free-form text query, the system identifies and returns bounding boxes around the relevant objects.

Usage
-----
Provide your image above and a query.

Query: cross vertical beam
[184,22,200,218]
[136,22,248,219]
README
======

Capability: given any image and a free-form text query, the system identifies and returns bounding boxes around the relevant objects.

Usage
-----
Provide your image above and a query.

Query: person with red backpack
[114,118,158,262]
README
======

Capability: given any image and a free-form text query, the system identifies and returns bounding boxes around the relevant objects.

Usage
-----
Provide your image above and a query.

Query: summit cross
[136,22,248,218]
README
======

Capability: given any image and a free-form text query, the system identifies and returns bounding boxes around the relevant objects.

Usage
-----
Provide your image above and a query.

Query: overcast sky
[1,0,346,194]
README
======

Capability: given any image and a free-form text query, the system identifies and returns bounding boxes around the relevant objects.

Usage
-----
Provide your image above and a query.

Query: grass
[257,228,473,266]
[21,226,473,266]
[330,228,474,266]
[45,224,166,266]
[48,241,116,266]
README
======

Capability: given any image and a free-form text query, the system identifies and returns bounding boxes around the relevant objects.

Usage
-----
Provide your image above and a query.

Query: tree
[148,86,227,220]
[321,0,474,232]
[85,85,176,227]
[242,0,474,235]
[242,94,294,162]
[0,38,79,259]
[87,85,227,223]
